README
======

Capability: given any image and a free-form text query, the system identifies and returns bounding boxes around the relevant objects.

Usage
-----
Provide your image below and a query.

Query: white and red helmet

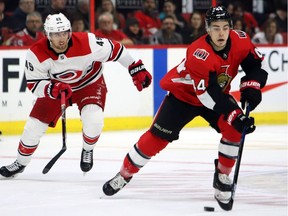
[44,13,71,39]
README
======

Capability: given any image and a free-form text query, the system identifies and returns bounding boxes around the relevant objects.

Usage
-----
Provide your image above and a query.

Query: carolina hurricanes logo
[193,48,209,61]
[51,69,83,83]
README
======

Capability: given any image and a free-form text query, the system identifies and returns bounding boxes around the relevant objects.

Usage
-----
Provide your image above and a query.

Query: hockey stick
[217,105,251,210]
[42,91,67,174]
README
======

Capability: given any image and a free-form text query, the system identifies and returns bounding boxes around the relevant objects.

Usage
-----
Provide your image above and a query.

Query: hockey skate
[103,172,132,196]
[213,159,234,211]
[80,149,93,172]
[0,160,26,179]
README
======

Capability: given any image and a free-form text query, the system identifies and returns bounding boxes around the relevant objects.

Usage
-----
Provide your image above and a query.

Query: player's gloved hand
[227,109,256,134]
[240,80,262,111]
[128,60,152,91]
[45,82,72,100]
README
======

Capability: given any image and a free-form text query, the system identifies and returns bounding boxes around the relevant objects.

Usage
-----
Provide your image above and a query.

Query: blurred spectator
[181,11,205,44]
[150,15,182,44]
[71,14,88,32]
[123,17,146,45]
[0,0,13,45]
[252,18,283,45]
[96,0,125,30]
[269,2,287,32]
[134,0,161,37]
[4,11,45,46]
[226,2,234,15]
[41,0,73,22]
[232,17,246,31]
[70,0,89,31]
[0,0,10,25]
[10,0,35,32]
[95,12,133,46]
[233,1,259,37]
[3,0,19,14]
[159,0,187,34]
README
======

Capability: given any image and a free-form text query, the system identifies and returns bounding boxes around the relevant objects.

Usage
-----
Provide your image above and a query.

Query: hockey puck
[204,206,215,212]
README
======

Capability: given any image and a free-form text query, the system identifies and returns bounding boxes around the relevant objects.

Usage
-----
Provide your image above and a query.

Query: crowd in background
[0,0,287,47]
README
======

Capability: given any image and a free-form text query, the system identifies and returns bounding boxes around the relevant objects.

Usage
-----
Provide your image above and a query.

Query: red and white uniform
[25,32,135,97]
[15,32,138,166]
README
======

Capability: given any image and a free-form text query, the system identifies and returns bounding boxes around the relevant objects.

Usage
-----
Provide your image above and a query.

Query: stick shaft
[233,105,250,187]
[42,92,67,174]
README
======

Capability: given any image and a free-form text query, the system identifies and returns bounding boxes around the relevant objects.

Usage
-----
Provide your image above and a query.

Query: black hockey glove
[128,60,152,91]
[227,109,256,134]
[240,80,262,111]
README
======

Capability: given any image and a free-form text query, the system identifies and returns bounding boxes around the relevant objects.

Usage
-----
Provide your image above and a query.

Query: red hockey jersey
[134,10,161,36]
[160,30,266,114]
[9,28,45,46]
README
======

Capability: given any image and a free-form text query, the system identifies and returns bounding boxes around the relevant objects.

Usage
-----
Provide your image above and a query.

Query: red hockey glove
[227,109,256,134]
[128,60,152,91]
[45,82,72,100]
[240,80,261,111]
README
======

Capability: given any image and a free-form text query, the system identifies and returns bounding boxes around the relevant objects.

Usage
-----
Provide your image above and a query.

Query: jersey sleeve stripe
[113,45,123,62]
[107,39,124,62]
[27,79,50,93]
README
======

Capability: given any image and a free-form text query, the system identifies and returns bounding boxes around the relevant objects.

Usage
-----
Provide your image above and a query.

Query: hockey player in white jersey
[0,13,152,178]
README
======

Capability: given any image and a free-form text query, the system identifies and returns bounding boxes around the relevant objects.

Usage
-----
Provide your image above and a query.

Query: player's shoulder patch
[193,48,210,61]
[232,30,247,38]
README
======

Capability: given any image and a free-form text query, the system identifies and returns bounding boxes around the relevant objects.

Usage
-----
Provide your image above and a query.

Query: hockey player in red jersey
[102,6,268,210]
[0,13,152,178]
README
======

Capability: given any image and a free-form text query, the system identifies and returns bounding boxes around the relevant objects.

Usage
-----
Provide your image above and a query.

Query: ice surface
[0,125,287,216]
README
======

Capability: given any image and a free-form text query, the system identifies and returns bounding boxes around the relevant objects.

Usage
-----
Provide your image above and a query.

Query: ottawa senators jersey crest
[217,73,232,91]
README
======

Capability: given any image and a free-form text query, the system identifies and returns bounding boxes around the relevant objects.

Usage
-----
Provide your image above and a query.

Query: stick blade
[42,167,50,174]
[42,148,66,174]
[215,196,234,211]
[42,159,58,174]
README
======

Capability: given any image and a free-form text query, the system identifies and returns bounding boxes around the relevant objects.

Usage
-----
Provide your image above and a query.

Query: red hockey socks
[120,130,169,178]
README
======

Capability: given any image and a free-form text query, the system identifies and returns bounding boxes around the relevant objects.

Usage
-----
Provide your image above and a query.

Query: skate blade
[0,174,18,180]
[100,195,106,199]
[99,193,111,199]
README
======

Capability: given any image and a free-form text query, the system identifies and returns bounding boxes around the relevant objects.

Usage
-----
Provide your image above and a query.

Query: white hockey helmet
[44,13,71,39]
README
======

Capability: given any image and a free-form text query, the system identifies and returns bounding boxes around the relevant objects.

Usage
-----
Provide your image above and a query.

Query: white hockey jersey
[24,32,136,97]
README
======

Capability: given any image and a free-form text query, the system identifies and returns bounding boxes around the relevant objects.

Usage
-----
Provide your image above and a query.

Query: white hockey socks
[17,117,48,166]
[81,104,104,151]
